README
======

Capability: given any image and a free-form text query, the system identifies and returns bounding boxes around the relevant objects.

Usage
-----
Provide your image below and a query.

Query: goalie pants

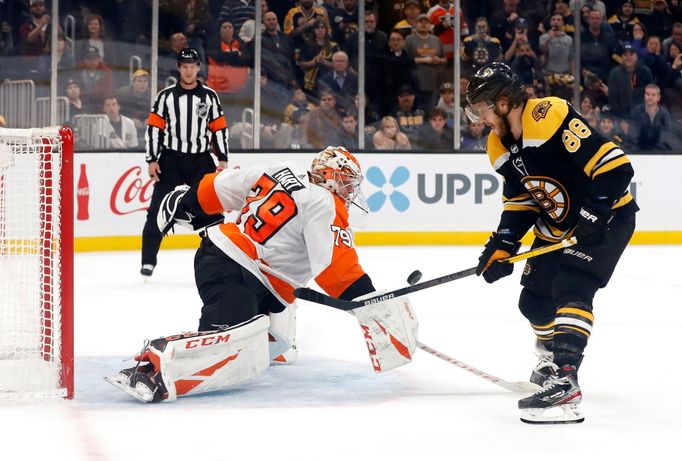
[519,212,636,363]
[141,150,216,267]
[194,237,286,331]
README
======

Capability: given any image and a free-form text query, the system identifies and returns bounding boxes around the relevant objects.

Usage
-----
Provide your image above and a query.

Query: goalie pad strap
[352,294,419,373]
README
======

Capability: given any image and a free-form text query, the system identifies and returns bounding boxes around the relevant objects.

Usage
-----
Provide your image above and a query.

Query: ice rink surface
[1,245,680,460]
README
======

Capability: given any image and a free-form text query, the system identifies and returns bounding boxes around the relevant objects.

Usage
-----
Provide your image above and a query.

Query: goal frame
[0,125,74,399]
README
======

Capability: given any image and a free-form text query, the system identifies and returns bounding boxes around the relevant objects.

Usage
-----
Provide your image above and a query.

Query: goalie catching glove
[352,293,419,373]
[157,185,224,235]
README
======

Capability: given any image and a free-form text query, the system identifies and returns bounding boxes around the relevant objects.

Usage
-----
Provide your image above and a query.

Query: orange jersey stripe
[219,222,258,259]
[314,195,367,298]
[209,116,227,132]
[147,113,166,130]
[197,172,223,214]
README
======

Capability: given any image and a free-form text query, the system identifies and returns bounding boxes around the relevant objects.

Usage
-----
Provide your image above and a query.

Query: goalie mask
[310,146,365,209]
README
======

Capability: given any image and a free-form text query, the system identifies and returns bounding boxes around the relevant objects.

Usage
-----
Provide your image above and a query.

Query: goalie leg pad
[116,315,271,402]
[269,302,297,364]
[352,294,419,373]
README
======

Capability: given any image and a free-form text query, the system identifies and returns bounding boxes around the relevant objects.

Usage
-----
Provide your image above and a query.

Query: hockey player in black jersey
[466,62,638,424]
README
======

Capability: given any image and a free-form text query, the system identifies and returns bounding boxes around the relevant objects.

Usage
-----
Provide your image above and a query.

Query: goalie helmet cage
[0,126,74,400]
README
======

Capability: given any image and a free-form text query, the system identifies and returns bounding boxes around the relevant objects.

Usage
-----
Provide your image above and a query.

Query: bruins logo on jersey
[532,101,552,122]
[522,176,570,223]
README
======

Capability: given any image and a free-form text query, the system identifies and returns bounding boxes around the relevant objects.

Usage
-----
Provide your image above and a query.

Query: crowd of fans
[2,0,682,151]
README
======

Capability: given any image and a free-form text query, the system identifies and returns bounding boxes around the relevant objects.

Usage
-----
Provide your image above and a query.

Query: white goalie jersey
[197,162,369,306]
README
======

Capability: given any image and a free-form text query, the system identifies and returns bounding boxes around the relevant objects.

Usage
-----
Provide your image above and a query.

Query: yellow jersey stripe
[592,156,631,178]
[583,142,618,177]
[613,192,634,209]
[559,325,591,337]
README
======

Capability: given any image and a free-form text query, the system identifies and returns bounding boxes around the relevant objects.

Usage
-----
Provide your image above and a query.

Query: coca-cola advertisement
[76,164,90,220]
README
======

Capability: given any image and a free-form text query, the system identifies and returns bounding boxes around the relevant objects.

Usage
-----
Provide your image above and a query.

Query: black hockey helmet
[177,47,201,65]
[465,61,524,106]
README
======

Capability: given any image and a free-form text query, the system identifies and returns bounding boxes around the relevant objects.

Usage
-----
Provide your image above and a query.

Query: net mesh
[0,127,65,399]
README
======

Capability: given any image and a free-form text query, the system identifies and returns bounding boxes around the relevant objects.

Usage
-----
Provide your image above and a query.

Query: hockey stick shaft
[417,341,540,393]
[293,238,577,310]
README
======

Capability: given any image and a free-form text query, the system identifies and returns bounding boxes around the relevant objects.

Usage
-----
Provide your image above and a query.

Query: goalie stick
[293,238,577,310]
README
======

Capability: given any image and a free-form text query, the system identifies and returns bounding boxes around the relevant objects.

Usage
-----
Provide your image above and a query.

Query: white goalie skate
[104,364,167,403]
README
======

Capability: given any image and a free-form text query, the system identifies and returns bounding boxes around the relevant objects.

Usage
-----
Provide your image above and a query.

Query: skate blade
[103,376,154,403]
[520,403,584,424]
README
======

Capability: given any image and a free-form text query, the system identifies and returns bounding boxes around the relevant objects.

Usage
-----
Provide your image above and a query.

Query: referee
[141,47,229,279]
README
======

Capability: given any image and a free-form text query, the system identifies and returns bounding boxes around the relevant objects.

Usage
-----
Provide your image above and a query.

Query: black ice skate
[104,363,167,403]
[140,264,155,280]
[519,364,584,424]
[530,341,558,386]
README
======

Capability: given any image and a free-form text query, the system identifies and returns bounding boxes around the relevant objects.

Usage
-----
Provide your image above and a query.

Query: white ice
[2,245,680,460]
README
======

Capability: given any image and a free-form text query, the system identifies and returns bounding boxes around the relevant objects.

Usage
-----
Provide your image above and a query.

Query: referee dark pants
[141,149,216,268]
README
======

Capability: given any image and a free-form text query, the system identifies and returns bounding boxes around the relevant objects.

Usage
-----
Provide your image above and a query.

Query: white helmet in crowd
[310,146,364,208]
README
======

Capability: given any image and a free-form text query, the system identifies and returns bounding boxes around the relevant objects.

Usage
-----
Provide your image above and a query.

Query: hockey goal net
[0,126,73,399]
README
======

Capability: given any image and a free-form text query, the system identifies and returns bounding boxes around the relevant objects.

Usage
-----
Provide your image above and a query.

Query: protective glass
[465,102,496,123]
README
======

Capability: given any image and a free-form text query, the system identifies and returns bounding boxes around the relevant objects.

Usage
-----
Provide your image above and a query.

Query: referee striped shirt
[145,81,229,163]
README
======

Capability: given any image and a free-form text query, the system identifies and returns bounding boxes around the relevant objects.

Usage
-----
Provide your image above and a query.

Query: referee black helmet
[177,47,201,65]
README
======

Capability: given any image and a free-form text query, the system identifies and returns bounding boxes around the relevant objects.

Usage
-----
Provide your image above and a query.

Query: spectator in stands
[115,69,152,137]
[405,13,446,110]
[579,93,601,127]
[392,84,425,146]
[503,17,532,62]
[607,43,654,119]
[0,114,5,127]
[344,10,387,109]
[582,69,609,108]
[642,35,672,87]
[354,92,381,127]
[646,0,674,40]
[460,118,487,151]
[417,107,453,150]
[372,115,411,150]
[19,0,53,73]
[428,0,469,64]
[77,45,114,111]
[393,0,421,38]
[262,11,298,91]
[337,111,359,149]
[1,18,15,56]
[158,32,188,85]
[608,1,640,44]
[540,13,574,99]
[37,30,75,84]
[630,83,674,150]
[662,22,682,56]
[377,29,416,116]
[540,0,575,37]
[76,14,116,72]
[298,19,339,98]
[65,79,85,120]
[596,110,629,146]
[304,89,342,149]
[461,17,503,74]
[436,81,456,126]
[218,0,255,42]
[630,23,648,57]
[101,95,138,149]
[580,8,620,81]
[207,19,250,98]
[283,0,331,50]
[283,88,315,124]
[489,0,532,52]
[329,0,358,47]
[509,40,544,91]
[318,50,358,115]
[569,0,606,19]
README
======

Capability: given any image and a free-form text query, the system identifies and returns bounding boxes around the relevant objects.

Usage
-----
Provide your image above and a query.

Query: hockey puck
[407,270,423,286]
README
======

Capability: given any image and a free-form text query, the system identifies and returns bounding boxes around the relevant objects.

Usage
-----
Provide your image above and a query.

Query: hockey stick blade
[417,342,541,393]
[293,238,577,310]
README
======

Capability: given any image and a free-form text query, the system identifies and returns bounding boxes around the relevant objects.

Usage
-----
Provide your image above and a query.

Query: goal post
[0,126,74,400]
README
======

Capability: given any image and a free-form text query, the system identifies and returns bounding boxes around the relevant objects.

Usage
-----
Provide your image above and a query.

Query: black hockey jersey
[486,97,638,242]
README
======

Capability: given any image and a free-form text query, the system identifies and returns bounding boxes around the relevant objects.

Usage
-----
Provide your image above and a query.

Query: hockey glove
[476,232,522,284]
[157,185,224,235]
[573,199,614,246]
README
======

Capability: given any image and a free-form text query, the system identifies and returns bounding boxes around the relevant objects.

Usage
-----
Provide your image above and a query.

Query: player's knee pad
[148,315,271,401]
[551,268,600,307]
[519,288,557,346]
